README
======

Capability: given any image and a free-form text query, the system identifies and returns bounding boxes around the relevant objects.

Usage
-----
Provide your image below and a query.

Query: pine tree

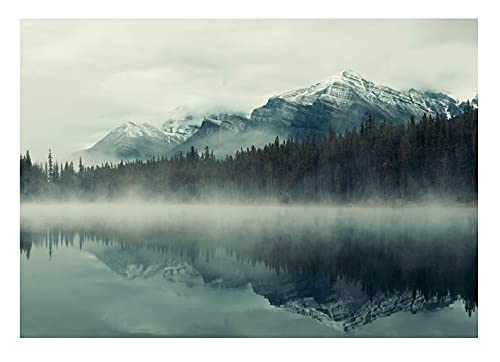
[47,149,54,183]
[54,162,60,183]
[78,157,84,174]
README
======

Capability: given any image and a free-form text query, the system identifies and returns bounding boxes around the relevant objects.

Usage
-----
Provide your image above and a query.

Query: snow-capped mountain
[472,93,478,107]
[169,113,248,156]
[77,120,198,163]
[247,70,467,137]
[176,71,476,157]
[161,119,199,143]
[459,93,478,112]
[76,71,476,162]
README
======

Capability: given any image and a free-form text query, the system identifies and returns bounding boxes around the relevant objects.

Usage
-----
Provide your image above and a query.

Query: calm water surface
[20,204,478,337]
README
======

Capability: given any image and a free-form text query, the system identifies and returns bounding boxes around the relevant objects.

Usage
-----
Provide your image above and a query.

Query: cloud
[21,19,477,160]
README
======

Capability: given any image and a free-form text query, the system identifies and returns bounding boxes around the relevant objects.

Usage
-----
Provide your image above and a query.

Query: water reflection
[20,205,477,336]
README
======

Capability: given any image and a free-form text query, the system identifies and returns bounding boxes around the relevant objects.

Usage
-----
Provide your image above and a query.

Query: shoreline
[20,199,478,210]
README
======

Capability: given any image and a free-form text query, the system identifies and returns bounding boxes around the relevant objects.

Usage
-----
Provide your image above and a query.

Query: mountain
[459,93,478,112]
[77,71,476,162]
[247,70,465,138]
[472,93,478,107]
[174,71,473,157]
[161,118,199,143]
[77,121,198,163]
[169,113,248,156]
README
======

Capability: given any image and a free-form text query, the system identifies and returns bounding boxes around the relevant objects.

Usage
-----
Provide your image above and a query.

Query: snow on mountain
[278,71,458,116]
[169,113,248,156]
[472,93,478,107]
[200,113,247,133]
[161,119,199,143]
[278,70,460,116]
[248,70,466,137]
[458,93,478,112]
[77,120,198,163]
[102,121,166,143]
[76,71,476,162]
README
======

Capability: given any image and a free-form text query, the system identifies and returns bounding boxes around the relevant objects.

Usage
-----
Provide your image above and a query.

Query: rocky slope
[247,70,467,138]
[169,113,249,156]
[77,121,198,163]
[77,71,476,162]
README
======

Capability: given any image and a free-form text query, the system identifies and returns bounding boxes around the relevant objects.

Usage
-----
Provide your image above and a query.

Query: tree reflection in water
[20,208,477,325]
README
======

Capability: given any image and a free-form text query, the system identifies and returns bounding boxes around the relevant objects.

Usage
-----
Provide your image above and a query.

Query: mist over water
[21,202,477,232]
[20,203,478,337]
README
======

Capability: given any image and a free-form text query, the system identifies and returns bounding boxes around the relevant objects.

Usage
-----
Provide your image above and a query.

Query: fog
[21,19,477,159]
[21,202,476,228]
[21,202,477,252]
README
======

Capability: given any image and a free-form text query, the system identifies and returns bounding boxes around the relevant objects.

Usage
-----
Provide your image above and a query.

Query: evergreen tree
[47,149,54,183]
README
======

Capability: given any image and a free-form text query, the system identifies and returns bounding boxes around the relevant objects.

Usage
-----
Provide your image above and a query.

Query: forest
[20,103,478,203]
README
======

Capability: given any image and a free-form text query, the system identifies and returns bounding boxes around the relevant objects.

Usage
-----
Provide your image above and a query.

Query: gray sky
[21,19,477,160]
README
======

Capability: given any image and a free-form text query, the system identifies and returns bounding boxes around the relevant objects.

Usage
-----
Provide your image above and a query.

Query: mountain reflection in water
[20,204,478,336]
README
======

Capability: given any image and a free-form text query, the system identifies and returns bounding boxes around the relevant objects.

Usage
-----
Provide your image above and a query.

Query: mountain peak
[251,71,468,139]
[161,119,199,137]
[115,121,137,130]
[277,70,372,105]
[336,69,364,80]
[110,121,160,139]
[78,71,474,163]
[79,120,196,162]
[340,69,360,77]
[319,70,366,83]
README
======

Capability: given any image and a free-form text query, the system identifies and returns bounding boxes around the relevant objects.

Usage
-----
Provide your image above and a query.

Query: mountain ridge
[76,71,477,163]
[247,70,468,137]
[76,120,199,163]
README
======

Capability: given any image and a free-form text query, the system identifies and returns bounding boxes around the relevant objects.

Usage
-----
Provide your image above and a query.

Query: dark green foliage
[20,107,478,202]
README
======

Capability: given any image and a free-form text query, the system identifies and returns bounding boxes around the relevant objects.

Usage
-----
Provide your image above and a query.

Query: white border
[2,1,498,361]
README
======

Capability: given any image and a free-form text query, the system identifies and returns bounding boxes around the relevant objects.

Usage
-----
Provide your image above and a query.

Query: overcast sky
[21,19,477,159]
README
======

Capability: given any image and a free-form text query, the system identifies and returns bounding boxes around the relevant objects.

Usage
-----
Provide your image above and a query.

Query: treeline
[20,104,478,203]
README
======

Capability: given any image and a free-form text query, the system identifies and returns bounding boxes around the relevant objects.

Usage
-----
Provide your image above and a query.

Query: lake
[20,203,478,337]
